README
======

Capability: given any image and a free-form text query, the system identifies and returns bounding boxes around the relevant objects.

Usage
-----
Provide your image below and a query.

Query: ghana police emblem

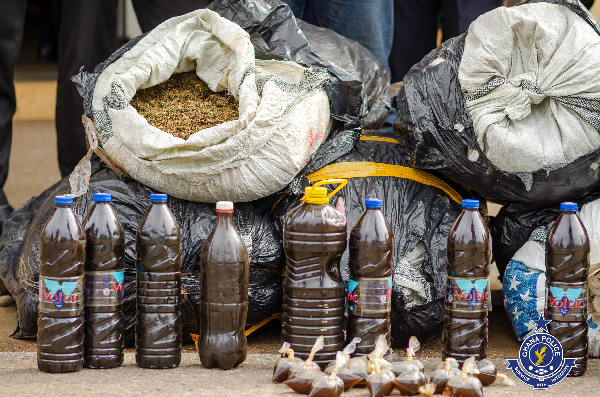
[506,315,577,390]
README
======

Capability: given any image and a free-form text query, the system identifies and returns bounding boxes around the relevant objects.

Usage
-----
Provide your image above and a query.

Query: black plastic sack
[0,158,283,344]
[273,130,476,346]
[394,0,600,206]
[74,0,390,191]
[491,189,600,280]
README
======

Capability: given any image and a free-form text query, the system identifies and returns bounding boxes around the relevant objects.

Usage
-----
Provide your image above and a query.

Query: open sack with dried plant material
[72,0,390,203]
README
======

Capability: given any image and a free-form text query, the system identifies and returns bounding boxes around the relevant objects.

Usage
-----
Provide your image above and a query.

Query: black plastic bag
[0,158,283,344]
[273,131,476,346]
[394,0,600,206]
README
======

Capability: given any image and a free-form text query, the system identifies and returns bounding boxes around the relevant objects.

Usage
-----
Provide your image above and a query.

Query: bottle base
[199,350,246,370]
[567,364,587,377]
[84,353,124,369]
[136,353,181,369]
[38,358,83,373]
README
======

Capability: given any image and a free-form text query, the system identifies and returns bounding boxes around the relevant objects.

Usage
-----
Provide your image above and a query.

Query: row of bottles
[442,199,589,377]
[282,180,395,366]
[39,179,589,377]
[38,194,249,373]
[283,178,590,378]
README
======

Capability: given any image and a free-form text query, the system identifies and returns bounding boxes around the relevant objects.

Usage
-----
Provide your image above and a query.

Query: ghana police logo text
[506,315,576,390]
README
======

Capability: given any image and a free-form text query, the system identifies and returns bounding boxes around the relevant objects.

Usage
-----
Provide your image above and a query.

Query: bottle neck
[216,211,234,222]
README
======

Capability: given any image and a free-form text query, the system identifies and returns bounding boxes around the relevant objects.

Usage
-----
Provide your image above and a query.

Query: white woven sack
[89,9,331,202]
[459,2,600,173]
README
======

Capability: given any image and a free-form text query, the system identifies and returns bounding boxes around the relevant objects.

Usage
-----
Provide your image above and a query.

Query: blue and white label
[39,275,83,314]
[446,276,490,312]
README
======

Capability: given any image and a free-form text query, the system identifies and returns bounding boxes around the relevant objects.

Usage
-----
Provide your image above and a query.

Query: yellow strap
[245,313,281,337]
[359,136,400,144]
[307,162,463,204]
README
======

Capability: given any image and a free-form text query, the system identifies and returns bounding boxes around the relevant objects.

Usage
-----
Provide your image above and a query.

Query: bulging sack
[395,0,600,205]
[82,9,331,203]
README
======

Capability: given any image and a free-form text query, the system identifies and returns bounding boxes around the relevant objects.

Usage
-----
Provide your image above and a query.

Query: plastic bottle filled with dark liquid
[346,198,393,356]
[283,179,348,367]
[199,201,249,370]
[442,199,490,364]
[83,193,125,369]
[545,202,589,377]
[135,193,182,369]
[38,195,86,373]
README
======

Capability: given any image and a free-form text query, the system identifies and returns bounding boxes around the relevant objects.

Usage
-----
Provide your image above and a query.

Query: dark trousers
[53,0,210,178]
[282,0,394,74]
[0,0,27,205]
[389,0,502,83]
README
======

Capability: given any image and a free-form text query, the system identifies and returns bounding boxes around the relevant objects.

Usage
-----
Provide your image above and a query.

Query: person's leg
[0,0,26,300]
[388,0,439,83]
[314,0,394,73]
[0,0,27,212]
[442,0,502,39]
[131,0,212,33]
[54,0,118,178]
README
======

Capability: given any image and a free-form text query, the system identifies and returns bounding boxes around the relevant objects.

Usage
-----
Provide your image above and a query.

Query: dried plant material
[130,72,239,140]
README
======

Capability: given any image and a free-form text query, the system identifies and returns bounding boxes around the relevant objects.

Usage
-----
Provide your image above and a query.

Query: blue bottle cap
[55,195,73,205]
[93,193,111,202]
[560,202,578,211]
[150,193,168,202]
[462,199,480,208]
[365,198,382,209]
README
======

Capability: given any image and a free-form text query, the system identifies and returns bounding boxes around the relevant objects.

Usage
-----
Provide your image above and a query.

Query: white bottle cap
[216,201,234,211]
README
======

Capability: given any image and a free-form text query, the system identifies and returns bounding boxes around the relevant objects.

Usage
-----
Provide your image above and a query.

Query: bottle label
[546,283,586,322]
[85,270,124,307]
[39,275,84,314]
[446,276,490,312]
[347,277,392,316]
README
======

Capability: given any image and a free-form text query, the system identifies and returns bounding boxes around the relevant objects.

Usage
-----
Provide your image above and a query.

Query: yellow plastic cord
[359,135,400,144]
[307,162,463,204]
[244,313,281,336]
